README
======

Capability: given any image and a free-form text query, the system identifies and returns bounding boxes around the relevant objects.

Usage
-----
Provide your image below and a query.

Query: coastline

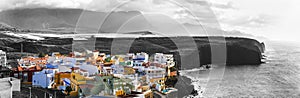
[177,68,211,97]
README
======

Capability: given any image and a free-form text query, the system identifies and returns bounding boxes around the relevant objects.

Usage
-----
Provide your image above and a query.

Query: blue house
[32,69,57,88]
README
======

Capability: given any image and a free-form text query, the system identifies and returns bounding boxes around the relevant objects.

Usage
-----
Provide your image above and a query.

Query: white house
[78,63,99,77]
[153,53,167,64]
[145,66,166,79]
[0,50,7,67]
[164,54,174,66]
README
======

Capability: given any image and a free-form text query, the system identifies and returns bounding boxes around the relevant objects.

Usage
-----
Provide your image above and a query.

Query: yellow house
[143,90,153,98]
[68,72,87,96]
[150,77,166,91]
[115,90,125,96]
[52,73,71,89]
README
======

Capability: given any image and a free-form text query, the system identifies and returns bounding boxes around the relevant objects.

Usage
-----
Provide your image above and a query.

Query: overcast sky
[0,0,299,42]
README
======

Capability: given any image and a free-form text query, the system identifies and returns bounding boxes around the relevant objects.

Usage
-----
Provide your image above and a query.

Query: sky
[0,0,299,42]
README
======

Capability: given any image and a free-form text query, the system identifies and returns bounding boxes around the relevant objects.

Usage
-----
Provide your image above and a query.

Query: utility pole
[44,92,46,98]
[54,91,56,98]
[21,43,23,53]
[29,87,31,98]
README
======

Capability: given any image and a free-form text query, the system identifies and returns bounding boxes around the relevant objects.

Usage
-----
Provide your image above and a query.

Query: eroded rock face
[175,76,194,98]
[94,36,264,69]
[0,36,73,55]
[0,34,264,69]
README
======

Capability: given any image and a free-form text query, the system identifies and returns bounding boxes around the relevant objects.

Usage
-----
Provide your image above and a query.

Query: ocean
[180,41,300,97]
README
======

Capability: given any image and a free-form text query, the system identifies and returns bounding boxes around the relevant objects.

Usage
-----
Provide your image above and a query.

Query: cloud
[185,0,208,6]
[0,0,263,31]
[0,0,93,11]
[1,0,294,41]
[208,0,277,38]
[212,2,235,9]
[222,14,271,28]
[91,0,219,26]
[0,0,219,26]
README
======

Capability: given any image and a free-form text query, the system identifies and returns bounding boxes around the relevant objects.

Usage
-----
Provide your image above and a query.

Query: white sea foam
[180,68,210,97]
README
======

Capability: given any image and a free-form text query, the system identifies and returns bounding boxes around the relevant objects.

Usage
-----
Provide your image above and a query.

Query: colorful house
[111,64,124,74]
[52,72,71,89]
[12,65,42,83]
[123,67,136,75]
[69,72,88,96]
[18,57,48,68]
[145,66,166,79]
[133,52,149,62]
[132,52,148,67]
[32,69,58,88]
[153,53,167,64]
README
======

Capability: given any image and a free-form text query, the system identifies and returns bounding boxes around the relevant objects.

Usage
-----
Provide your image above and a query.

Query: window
[14,73,18,78]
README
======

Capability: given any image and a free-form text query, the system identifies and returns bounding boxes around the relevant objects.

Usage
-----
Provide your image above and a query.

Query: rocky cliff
[94,36,265,69]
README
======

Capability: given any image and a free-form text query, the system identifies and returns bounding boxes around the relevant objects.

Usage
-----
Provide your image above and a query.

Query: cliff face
[94,36,265,69]
[175,76,195,97]
[0,34,72,55]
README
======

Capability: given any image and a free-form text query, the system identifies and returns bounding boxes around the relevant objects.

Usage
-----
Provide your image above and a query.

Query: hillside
[0,8,151,33]
[94,36,265,69]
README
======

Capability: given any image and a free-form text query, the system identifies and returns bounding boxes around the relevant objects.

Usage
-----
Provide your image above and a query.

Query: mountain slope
[0,8,152,33]
[0,8,81,30]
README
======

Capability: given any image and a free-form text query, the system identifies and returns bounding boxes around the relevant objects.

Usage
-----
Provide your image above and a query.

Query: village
[0,49,179,98]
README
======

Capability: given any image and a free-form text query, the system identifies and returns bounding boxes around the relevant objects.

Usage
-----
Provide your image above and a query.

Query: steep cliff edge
[95,36,265,69]
[225,37,264,65]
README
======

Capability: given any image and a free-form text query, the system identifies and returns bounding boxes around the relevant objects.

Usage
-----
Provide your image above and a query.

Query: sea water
[180,41,300,97]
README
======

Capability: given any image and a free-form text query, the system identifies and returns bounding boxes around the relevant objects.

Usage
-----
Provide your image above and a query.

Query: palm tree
[65,86,72,96]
